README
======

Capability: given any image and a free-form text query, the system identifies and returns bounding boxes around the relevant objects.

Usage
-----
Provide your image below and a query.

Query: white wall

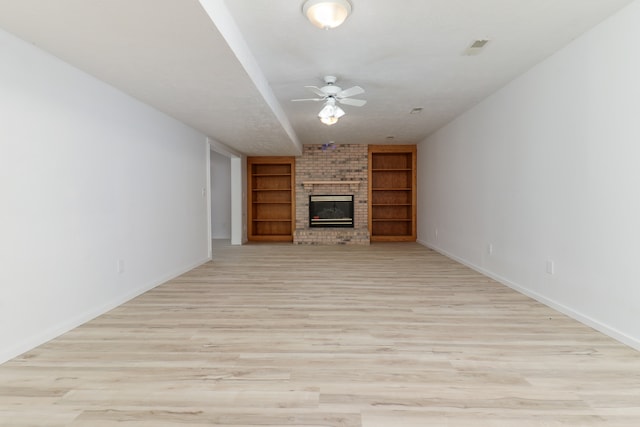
[418,1,640,350]
[0,28,210,363]
[210,150,232,239]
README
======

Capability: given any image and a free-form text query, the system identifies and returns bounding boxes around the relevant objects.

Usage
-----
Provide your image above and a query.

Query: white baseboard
[0,257,210,365]
[417,239,640,352]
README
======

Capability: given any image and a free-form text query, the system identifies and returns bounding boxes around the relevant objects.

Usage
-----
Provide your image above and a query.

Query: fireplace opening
[309,195,354,228]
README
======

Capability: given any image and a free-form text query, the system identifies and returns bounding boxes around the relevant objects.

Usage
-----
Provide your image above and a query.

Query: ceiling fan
[292,75,366,125]
[292,75,367,106]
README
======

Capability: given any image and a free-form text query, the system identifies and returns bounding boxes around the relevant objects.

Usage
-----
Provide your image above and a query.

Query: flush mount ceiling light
[302,0,352,29]
[318,98,345,125]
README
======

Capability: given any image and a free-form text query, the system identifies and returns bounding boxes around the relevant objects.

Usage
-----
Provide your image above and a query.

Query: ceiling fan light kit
[292,75,366,126]
[302,0,352,29]
[318,98,345,125]
[320,116,339,125]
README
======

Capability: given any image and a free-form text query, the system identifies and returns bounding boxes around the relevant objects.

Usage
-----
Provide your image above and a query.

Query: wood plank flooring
[1,241,639,426]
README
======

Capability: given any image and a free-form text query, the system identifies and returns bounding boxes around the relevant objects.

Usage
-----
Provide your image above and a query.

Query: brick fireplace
[294,144,370,245]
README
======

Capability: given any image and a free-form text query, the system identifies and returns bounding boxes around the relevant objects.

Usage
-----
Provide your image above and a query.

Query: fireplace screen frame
[309,194,355,228]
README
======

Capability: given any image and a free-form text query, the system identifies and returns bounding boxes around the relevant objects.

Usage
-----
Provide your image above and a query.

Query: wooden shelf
[368,145,417,242]
[302,180,360,191]
[252,201,291,204]
[371,188,412,191]
[248,157,295,242]
[302,180,360,185]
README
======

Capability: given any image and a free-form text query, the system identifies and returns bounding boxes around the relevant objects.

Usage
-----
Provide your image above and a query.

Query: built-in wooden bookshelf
[368,145,417,242]
[247,157,295,242]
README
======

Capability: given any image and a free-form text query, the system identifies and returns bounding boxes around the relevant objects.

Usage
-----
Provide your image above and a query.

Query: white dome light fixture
[303,0,352,30]
[318,98,345,125]
[320,116,339,126]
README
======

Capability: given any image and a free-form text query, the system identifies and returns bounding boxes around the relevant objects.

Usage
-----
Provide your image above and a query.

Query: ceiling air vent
[464,39,490,56]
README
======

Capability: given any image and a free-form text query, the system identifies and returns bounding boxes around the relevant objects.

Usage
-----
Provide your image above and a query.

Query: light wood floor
[2,241,640,426]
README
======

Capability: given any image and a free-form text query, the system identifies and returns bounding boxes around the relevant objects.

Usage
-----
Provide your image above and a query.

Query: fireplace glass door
[309,195,354,228]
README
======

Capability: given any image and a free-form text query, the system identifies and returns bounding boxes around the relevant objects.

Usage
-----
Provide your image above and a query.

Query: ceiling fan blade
[305,86,327,97]
[338,98,367,107]
[338,85,364,98]
[292,98,324,102]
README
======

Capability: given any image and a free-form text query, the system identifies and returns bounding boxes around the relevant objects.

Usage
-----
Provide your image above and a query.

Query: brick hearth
[294,144,370,245]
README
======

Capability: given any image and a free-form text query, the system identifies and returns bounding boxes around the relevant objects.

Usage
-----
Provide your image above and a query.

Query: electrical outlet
[546,260,554,275]
[117,259,124,274]
[435,228,439,241]
[487,244,493,255]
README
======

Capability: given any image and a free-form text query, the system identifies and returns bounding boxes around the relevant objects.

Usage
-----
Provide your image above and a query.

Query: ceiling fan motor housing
[322,85,341,96]
[323,75,338,85]
[322,75,341,95]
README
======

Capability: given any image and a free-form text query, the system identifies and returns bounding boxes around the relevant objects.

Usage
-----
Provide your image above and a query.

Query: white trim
[417,239,640,352]
[208,137,243,245]
[230,157,243,245]
[205,141,213,259]
[0,258,210,364]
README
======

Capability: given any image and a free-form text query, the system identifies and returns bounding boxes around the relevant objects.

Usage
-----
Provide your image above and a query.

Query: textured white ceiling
[0,0,634,155]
